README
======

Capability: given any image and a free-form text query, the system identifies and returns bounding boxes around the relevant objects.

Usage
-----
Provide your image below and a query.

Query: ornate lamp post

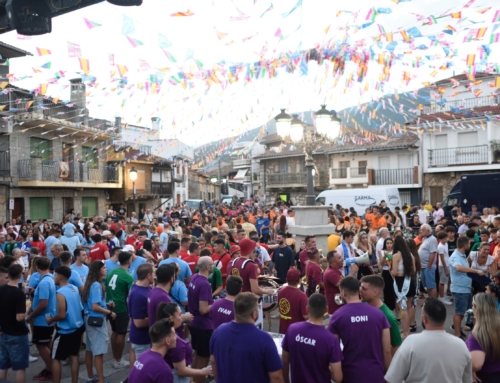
[274,106,342,206]
[129,167,138,214]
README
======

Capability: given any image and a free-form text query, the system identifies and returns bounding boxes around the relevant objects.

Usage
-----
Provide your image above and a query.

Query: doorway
[176,194,181,206]
[62,198,74,220]
[429,186,443,206]
[12,198,24,222]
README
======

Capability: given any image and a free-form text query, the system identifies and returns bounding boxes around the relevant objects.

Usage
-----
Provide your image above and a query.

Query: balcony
[17,158,122,188]
[233,158,251,168]
[0,151,10,177]
[428,145,489,167]
[267,172,319,188]
[113,141,152,155]
[329,167,368,187]
[151,182,172,196]
[372,168,417,185]
[422,95,499,114]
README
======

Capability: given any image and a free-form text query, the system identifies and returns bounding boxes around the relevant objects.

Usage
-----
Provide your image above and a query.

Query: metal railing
[0,151,10,176]
[350,167,367,178]
[113,141,152,155]
[331,168,348,179]
[152,182,172,196]
[428,145,489,167]
[267,172,308,186]
[18,159,32,179]
[42,160,59,180]
[67,161,84,182]
[422,95,498,114]
[88,165,119,183]
[373,168,414,185]
[104,166,119,183]
[233,158,251,167]
[41,102,84,124]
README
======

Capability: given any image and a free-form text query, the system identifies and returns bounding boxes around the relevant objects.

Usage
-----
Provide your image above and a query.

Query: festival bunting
[171,10,194,17]
[36,48,51,56]
[83,18,101,29]
[79,58,90,74]
[126,36,144,48]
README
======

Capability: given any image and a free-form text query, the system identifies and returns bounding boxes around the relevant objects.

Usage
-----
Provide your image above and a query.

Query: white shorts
[438,266,449,285]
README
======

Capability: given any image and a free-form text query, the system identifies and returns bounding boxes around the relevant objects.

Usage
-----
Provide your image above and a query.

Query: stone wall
[0,185,8,223]
[424,169,500,201]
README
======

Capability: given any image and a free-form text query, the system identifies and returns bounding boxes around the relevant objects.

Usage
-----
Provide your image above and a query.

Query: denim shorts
[421,267,437,289]
[173,369,191,383]
[452,292,472,315]
[85,315,109,356]
[0,333,30,371]
[131,343,149,358]
[438,266,449,285]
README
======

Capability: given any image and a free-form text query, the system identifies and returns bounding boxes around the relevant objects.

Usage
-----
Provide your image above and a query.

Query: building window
[358,161,367,175]
[82,147,99,169]
[30,137,51,161]
[279,161,288,173]
[30,197,50,220]
[82,197,98,217]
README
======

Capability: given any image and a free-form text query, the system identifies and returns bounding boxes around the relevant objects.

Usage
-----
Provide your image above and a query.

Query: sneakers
[33,369,48,380]
[62,358,70,366]
[450,325,467,339]
[29,355,38,363]
[438,297,453,306]
[86,375,98,383]
[112,359,130,369]
[39,371,53,382]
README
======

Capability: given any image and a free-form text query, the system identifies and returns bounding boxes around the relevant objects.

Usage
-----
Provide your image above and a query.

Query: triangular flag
[126,36,144,48]
[79,58,90,74]
[170,10,194,17]
[214,28,228,40]
[36,48,51,56]
[83,17,101,29]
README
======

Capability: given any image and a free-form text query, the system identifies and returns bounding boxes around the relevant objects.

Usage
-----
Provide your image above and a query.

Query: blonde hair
[472,293,500,360]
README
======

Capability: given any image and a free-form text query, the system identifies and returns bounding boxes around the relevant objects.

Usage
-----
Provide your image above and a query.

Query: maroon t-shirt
[324,267,343,314]
[89,243,108,262]
[227,257,257,293]
[305,262,323,296]
[277,286,308,334]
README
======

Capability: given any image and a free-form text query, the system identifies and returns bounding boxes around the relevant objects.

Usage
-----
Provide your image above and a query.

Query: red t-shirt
[180,249,189,259]
[212,252,231,287]
[299,250,309,276]
[490,241,499,257]
[183,254,200,274]
[89,243,108,262]
[305,262,324,296]
[125,235,138,246]
[30,241,46,257]
[277,286,308,334]
[324,267,343,314]
[227,257,257,293]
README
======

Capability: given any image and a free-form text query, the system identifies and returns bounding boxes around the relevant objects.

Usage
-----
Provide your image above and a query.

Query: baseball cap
[123,244,135,252]
[286,269,300,283]
[230,245,241,256]
[101,230,111,237]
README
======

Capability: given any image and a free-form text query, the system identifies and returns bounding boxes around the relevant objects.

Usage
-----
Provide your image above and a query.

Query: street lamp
[274,105,342,206]
[210,176,217,183]
[129,167,137,214]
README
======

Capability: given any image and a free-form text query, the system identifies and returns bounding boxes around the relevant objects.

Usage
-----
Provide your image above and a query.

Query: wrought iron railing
[330,168,348,179]
[41,160,59,180]
[18,159,32,179]
[428,145,489,167]
[373,168,414,185]
[113,141,152,155]
[152,182,172,195]
[0,151,10,176]
[350,167,367,178]
[267,172,308,185]
[422,95,498,114]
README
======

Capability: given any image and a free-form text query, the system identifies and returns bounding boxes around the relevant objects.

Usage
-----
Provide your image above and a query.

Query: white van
[316,188,401,217]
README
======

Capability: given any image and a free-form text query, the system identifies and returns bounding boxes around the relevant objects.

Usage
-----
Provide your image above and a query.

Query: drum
[258,277,279,312]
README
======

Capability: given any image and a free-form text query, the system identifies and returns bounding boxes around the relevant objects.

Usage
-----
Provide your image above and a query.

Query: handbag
[87,316,104,327]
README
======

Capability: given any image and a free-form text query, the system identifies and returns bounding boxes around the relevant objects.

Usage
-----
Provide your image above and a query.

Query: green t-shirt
[379,303,402,347]
[105,267,133,314]
[194,266,223,293]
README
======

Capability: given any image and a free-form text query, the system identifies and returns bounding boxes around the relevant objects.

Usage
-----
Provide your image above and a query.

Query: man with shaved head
[188,256,215,383]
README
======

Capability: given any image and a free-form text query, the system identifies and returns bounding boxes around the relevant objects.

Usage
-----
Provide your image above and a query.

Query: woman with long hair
[157,303,212,383]
[279,215,287,234]
[82,261,116,383]
[378,237,396,311]
[355,231,374,277]
[466,293,500,383]
[29,232,47,257]
[391,236,416,338]
[335,217,346,236]
[359,219,370,233]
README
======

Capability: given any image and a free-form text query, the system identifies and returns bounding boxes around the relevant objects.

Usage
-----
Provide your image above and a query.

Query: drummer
[227,238,274,296]
[277,269,308,334]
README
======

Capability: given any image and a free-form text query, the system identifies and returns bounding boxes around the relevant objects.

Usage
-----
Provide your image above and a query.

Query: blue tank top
[57,285,84,334]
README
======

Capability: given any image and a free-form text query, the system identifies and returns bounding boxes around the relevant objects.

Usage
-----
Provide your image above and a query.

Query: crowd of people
[0,196,499,383]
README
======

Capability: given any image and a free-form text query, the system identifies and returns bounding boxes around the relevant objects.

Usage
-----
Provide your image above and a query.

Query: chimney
[151,117,160,131]
[69,79,85,108]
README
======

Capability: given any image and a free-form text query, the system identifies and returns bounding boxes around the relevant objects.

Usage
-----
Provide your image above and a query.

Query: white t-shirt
[469,252,495,273]
[257,246,271,263]
[418,209,430,224]
[285,216,296,226]
[437,242,449,266]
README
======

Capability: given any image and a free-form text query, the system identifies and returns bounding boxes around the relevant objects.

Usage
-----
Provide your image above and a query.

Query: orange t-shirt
[372,216,387,231]
[249,215,256,224]
[355,217,362,227]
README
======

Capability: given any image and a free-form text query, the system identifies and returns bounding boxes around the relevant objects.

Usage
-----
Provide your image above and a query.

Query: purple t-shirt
[282,321,343,383]
[210,298,234,330]
[147,287,172,328]
[128,349,173,383]
[466,333,500,378]
[164,335,193,369]
[328,302,390,383]
[209,322,283,383]
[187,274,213,330]
[128,284,152,345]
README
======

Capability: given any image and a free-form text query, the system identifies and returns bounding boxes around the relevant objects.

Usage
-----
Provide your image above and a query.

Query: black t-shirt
[0,284,29,336]
[170,211,180,219]
[448,238,457,257]
[119,208,127,215]
[273,245,296,284]
[191,226,203,238]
